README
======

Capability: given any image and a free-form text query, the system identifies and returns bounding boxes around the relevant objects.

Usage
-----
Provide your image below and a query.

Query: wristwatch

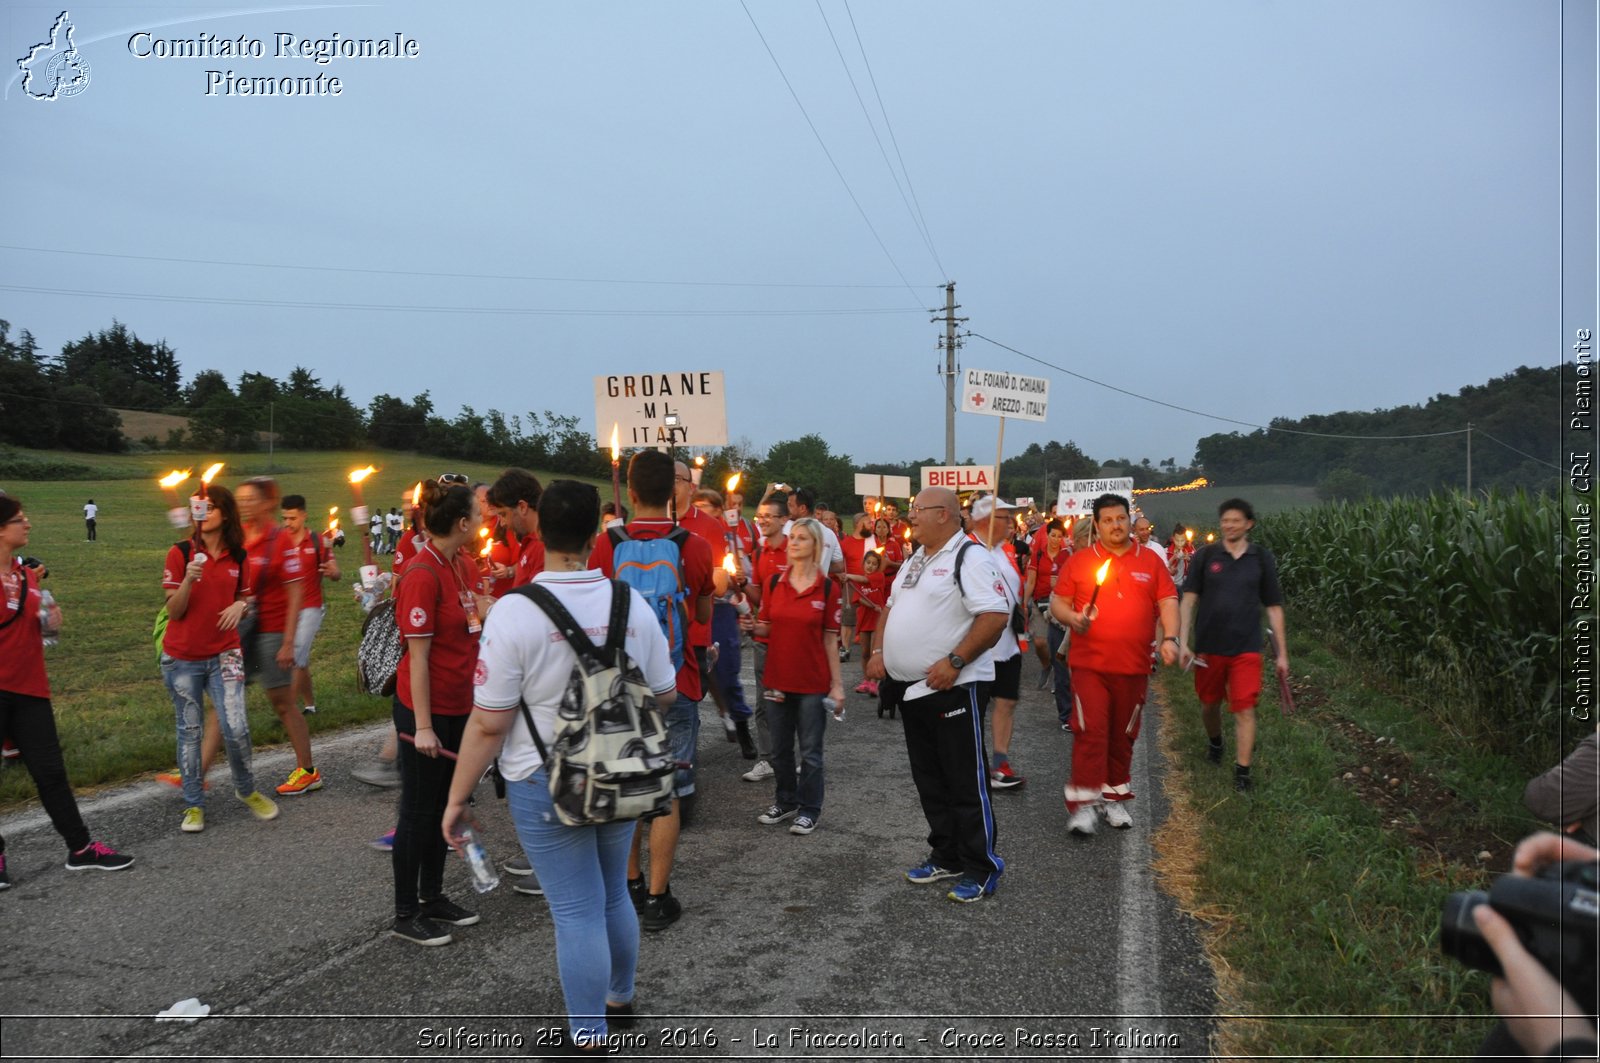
[1164,637,1180,645]
[947,653,966,669]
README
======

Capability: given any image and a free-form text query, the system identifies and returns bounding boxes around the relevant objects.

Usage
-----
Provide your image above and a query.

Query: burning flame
[1095,559,1112,586]
[199,462,225,485]
[480,538,493,558]
[902,527,912,541]
[1185,529,1195,542]
[1206,532,1216,543]
[725,472,741,493]
[348,466,377,486]
[1131,476,1210,496]
[410,482,422,507]
[720,554,737,575]
[609,423,620,463]
[158,469,191,488]
[694,455,705,467]
[329,506,338,516]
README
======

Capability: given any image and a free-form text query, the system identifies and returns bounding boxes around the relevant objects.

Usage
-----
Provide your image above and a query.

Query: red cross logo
[971,391,986,408]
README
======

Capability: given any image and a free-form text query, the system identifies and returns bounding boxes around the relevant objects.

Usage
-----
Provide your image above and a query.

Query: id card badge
[461,591,482,635]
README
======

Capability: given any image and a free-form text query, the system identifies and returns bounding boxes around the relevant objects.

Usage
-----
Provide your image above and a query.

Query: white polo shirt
[981,541,1022,664]
[881,531,1008,700]
[473,570,676,782]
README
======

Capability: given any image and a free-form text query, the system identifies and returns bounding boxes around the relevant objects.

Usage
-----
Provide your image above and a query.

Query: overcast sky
[3,1,1593,469]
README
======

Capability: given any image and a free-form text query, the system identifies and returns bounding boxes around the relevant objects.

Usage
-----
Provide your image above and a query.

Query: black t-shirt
[1181,542,1284,656]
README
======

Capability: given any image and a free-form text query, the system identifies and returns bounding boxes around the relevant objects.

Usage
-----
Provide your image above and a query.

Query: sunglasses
[437,473,469,486]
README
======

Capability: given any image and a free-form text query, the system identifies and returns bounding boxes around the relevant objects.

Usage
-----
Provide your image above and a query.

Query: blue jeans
[710,601,752,720]
[665,693,699,797]
[1046,623,1073,724]
[508,770,638,1043]
[766,691,827,819]
[161,651,255,807]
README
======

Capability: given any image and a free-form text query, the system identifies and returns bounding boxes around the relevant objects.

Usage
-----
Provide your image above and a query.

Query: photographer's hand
[1473,903,1596,1059]
[1512,832,1600,878]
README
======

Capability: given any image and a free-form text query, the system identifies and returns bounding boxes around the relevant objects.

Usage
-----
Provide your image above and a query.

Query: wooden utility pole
[1466,421,1473,493]
[933,282,967,465]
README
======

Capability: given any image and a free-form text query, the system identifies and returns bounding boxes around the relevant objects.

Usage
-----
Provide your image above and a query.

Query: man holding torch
[1176,498,1288,793]
[1052,494,1179,835]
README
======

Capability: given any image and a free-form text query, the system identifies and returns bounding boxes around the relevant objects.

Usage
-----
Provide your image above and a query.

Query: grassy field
[0,448,609,806]
[1152,609,1538,1059]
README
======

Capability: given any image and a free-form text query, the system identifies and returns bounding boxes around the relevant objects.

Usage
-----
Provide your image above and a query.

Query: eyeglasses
[675,475,694,485]
[4,517,28,526]
[437,473,469,486]
[909,504,946,515]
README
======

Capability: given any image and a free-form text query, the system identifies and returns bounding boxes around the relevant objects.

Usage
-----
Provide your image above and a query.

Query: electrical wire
[0,243,915,290]
[738,0,933,305]
[0,283,928,318]
[814,0,944,282]
[843,0,946,282]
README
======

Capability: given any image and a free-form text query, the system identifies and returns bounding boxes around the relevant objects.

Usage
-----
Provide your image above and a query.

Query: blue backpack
[608,526,691,671]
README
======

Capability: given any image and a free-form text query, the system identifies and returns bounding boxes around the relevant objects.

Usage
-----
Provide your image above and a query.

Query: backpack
[153,540,246,665]
[608,525,691,671]
[510,581,676,827]
[356,562,439,696]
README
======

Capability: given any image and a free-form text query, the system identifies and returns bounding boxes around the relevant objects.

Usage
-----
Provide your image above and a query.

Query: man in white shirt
[1134,516,1167,565]
[82,499,98,541]
[783,487,845,579]
[865,486,1008,904]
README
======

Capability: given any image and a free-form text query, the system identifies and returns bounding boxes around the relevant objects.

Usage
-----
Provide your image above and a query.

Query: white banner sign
[854,473,913,498]
[1056,477,1134,518]
[594,371,728,448]
[960,368,1049,422]
[922,465,997,492]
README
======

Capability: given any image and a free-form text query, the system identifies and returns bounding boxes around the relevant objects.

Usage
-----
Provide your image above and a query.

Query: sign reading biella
[127,30,422,96]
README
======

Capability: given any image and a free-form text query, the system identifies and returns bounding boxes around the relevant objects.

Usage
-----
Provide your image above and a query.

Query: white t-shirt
[881,533,1008,699]
[386,511,404,532]
[981,541,1022,664]
[83,503,98,520]
[473,570,676,782]
[1141,539,1168,565]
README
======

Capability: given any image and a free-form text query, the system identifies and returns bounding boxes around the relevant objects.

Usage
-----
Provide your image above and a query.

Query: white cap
[969,495,1020,521]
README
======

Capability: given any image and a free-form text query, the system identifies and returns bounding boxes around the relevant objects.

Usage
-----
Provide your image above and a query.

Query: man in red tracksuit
[1052,494,1179,836]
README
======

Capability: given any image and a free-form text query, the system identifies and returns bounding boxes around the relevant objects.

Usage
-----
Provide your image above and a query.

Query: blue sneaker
[946,876,998,903]
[904,860,961,884]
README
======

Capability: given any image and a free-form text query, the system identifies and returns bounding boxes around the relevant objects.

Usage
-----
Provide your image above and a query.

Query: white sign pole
[987,415,1006,544]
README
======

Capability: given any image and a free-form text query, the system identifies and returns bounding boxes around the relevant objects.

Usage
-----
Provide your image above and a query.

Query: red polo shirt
[758,572,841,694]
[588,518,714,701]
[245,523,303,634]
[1,560,49,698]
[1055,542,1176,675]
[162,544,252,660]
[395,541,481,715]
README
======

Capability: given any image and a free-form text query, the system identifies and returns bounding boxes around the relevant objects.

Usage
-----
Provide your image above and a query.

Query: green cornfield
[1258,490,1570,772]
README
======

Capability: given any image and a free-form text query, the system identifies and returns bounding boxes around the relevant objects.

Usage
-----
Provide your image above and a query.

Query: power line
[969,331,1522,443]
[843,0,946,282]
[738,0,932,305]
[0,283,928,318]
[0,243,913,290]
[814,0,944,282]
[1473,427,1561,470]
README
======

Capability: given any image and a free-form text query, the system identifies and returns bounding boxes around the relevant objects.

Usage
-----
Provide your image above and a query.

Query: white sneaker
[1067,806,1097,836]
[1101,801,1132,829]
[742,759,774,782]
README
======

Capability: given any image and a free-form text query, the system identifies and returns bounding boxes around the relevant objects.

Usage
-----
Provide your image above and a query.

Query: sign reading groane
[595,371,728,448]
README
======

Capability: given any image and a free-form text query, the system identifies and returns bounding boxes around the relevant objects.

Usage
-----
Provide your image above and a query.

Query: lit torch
[1206,532,1216,543]
[348,466,377,564]
[692,454,705,486]
[609,422,622,514]
[1086,557,1112,614]
[158,469,192,528]
[327,506,339,537]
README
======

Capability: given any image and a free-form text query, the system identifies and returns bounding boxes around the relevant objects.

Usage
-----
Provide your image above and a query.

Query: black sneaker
[64,841,134,872]
[0,851,10,891]
[1234,771,1254,793]
[512,880,545,897]
[627,876,646,911]
[1206,741,1224,765]
[392,913,452,946]
[756,804,797,825]
[641,890,681,932]
[606,1001,637,1028]
[420,897,480,926]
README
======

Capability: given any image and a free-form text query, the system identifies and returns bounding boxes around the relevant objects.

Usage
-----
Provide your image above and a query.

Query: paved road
[0,651,1214,1061]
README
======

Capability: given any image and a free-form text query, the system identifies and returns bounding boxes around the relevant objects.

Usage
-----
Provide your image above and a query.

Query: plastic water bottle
[37,590,59,647]
[824,696,844,722]
[457,823,500,893]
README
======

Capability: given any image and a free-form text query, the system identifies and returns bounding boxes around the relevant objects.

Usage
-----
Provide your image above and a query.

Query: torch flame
[410,482,422,508]
[1206,532,1216,543]
[1094,559,1112,586]
[720,554,737,575]
[609,422,620,462]
[199,462,225,485]
[1185,529,1194,542]
[158,469,191,488]
[725,472,741,493]
[480,539,493,558]
[348,466,377,486]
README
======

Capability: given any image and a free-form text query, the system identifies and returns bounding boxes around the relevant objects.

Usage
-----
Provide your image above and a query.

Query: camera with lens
[1440,860,1598,1008]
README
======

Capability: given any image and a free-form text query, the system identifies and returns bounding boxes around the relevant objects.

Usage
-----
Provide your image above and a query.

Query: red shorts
[1193,652,1262,713]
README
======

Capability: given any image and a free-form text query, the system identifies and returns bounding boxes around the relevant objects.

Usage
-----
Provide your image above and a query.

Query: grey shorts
[841,602,858,627]
[247,630,293,690]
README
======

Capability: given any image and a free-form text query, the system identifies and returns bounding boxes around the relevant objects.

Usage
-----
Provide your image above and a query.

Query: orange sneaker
[157,769,210,792]
[276,767,323,796]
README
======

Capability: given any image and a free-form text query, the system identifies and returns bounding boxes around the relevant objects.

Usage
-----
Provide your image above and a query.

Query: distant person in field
[281,495,340,717]
[385,507,403,554]
[1176,498,1288,793]
[82,499,97,542]
[0,492,134,886]
[1054,494,1179,835]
